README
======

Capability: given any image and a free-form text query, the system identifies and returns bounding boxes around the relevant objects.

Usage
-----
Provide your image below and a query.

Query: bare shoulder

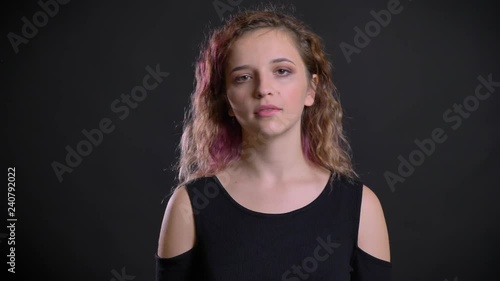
[157,185,196,258]
[357,184,391,262]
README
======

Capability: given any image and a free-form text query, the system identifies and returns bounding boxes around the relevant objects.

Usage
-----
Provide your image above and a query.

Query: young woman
[156,4,391,281]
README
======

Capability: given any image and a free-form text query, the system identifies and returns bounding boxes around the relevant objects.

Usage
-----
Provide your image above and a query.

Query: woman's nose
[255,74,275,98]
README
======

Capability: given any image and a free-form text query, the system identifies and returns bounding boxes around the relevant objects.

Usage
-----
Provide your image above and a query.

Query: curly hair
[168,3,358,195]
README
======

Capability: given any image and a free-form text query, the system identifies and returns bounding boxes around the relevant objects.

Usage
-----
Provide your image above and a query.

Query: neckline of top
[211,172,335,218]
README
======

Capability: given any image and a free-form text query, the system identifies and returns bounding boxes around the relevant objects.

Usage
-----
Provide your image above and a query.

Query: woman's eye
[235,75,251,82]
[276,69,291,76]
[234,69,290,83]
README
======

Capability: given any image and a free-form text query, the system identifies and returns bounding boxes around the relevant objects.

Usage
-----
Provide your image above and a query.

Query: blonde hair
[168,4,358,197]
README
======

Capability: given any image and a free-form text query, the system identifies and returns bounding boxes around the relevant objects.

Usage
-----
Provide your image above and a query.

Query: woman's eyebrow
[229,57,296,74]
[270,57,295,65]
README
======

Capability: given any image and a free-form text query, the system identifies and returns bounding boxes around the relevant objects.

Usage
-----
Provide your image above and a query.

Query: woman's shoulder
[157,185,196,259]
[329,174,391,262]
[333,173,364,192]
[357,183,391,262]
[182,175,218,190]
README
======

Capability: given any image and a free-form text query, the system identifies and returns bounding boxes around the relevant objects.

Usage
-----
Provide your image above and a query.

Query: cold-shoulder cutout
[357,185,391,263]
[157,185,196,259]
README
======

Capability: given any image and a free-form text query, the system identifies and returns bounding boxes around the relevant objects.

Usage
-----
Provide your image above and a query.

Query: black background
[3,0,499,280]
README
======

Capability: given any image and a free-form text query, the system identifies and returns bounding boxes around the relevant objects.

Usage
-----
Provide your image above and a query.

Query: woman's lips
[255,108,282,117]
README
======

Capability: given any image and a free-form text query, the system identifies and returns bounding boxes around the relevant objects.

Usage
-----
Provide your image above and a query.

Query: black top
[155,174,392,281]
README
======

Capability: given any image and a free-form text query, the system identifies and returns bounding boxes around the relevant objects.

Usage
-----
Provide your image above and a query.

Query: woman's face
[224,27,318,139]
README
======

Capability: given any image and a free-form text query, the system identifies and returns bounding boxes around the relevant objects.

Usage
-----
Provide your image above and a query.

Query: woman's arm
[358,185,391,262]
[156,186,196,281]
[158,185,196,258]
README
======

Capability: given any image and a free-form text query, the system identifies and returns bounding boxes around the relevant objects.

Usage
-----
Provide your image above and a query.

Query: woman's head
[224,27,318,144]
[172,4,357,191]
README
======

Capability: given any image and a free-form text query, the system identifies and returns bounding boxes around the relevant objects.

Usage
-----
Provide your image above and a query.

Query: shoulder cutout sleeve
[351,245,392,281]
[350,180,392,280]
[155,248,195,281]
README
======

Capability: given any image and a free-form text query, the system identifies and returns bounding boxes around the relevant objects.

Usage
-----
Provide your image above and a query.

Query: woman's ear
[305,74,319,107]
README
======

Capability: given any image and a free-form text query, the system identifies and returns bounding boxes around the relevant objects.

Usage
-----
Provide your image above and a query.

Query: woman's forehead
[226,28,301,65]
